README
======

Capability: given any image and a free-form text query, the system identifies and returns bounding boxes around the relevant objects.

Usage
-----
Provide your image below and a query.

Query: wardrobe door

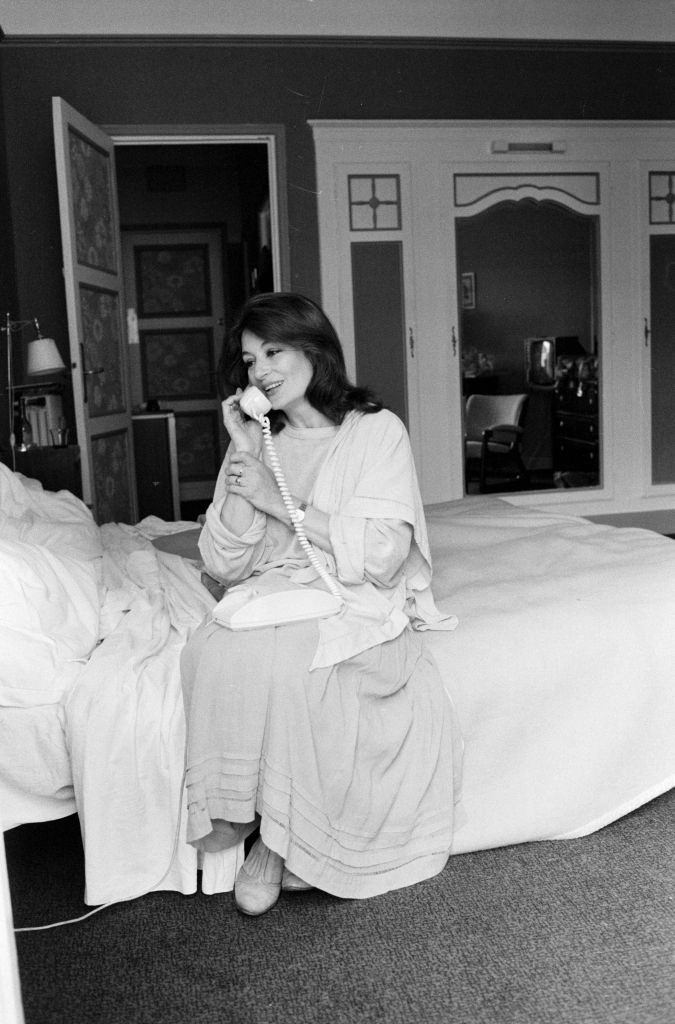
[315,157,423,454]
[313,135,464,503]
[445,164,606,496]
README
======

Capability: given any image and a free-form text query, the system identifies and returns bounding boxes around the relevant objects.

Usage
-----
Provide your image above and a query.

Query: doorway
[114,139,279,519]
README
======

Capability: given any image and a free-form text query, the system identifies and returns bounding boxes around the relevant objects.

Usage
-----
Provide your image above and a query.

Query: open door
[52,97,137,523]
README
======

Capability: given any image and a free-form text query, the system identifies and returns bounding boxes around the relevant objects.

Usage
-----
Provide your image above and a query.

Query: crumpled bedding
[0,466,102,708]
[0,466,243,899]
[65,518,248,903]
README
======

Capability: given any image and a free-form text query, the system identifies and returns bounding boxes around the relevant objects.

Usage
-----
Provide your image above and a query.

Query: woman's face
[241,329,314,422]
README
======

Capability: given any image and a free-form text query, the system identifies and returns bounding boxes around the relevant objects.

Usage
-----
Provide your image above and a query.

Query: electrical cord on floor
[13,769,187,932]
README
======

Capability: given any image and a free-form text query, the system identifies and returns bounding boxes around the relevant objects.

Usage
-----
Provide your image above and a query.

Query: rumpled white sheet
[424,497,675,853]
[64,520,244,904]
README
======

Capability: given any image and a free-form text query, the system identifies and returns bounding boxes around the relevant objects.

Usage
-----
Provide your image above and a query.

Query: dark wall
[0,36,673,447]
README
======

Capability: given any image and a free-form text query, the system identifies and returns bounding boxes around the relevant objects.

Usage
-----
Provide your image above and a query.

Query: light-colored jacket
[201,408,456,669]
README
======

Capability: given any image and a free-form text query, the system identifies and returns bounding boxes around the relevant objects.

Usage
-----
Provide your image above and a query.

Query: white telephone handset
[213,386,344,630]
[238,384,272,421]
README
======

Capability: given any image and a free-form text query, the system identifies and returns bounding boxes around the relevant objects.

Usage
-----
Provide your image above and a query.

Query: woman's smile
[263,379,284,398]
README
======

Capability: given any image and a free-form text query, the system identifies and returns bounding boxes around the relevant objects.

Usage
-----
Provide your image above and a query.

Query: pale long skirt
[180,615,461,899]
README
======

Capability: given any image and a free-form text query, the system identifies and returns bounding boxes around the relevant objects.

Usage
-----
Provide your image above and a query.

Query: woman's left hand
[226,451,284,518]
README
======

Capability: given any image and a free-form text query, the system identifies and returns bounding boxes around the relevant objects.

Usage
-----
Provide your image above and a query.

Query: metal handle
[78,343,105,404]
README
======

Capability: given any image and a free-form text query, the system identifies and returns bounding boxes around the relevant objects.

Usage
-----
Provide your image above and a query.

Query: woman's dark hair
[218,292,382,431]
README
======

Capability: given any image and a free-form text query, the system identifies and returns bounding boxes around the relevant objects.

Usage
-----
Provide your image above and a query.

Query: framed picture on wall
[461,272,476,310]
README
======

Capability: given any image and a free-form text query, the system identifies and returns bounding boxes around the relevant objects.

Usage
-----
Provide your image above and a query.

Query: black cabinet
[132,413,180,521]
[553,380,600,481]
[2,445,82,497]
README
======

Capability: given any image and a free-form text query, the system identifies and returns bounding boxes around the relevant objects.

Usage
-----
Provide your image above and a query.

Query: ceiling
[1,0,673,42]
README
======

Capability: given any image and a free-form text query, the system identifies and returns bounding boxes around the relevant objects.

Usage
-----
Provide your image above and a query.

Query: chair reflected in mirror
[464,393,530,494]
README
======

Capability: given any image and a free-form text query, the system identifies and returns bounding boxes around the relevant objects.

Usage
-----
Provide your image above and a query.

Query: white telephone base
[213,585,343,630]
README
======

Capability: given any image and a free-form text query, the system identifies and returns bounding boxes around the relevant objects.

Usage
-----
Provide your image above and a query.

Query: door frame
[104,124,291,295]
[108,124,289,516]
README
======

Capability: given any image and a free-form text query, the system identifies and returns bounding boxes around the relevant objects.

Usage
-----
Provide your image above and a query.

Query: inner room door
[122,227,227,515]
[53,97,138,523]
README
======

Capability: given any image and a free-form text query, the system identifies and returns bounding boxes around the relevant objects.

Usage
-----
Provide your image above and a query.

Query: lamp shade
[26,337,66,377]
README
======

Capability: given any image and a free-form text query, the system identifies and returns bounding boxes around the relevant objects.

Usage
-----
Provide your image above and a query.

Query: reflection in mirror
[457,199,601,495]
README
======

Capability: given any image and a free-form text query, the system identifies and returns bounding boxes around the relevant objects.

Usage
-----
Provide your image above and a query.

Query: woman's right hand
[221,390,263,455]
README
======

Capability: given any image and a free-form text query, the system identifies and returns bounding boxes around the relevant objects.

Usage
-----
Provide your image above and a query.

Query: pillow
[0,538,100,708]
[0,462,101,563]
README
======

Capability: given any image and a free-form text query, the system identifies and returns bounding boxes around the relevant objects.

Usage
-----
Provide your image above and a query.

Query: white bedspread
[424,498,675,854]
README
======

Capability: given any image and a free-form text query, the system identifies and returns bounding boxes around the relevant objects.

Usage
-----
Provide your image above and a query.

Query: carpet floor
[6,788,675,1024]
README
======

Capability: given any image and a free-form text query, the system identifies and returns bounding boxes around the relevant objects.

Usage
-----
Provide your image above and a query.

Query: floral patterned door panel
[79,287,125,414]
[122,228,227,509]
[53,97,137,523]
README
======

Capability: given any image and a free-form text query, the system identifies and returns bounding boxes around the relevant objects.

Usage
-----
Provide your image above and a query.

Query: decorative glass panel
[68,127,117,273]
[79,285,126,416]
[174,411,220,481]
[134,244,211,317]
[348,175,401,231]
[140,328,215,401]
[649,172,675,224]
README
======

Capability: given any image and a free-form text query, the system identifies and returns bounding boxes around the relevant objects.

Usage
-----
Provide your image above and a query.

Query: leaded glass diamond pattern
[348,175,401,231]
[649,172,675,224]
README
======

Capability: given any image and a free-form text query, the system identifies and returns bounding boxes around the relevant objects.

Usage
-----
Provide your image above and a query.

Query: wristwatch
[292,501,308,524]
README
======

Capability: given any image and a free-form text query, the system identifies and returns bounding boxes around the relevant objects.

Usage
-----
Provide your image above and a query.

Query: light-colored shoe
[281,867,314,892]
[234,837,284,916]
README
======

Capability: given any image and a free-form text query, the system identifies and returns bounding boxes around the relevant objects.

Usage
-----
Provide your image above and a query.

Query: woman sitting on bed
[181,291,461,916]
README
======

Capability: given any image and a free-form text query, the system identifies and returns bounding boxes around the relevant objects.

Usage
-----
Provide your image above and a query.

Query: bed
[1,461,674,907]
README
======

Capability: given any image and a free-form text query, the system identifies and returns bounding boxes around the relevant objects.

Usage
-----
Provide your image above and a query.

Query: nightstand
[3,445,82,497]
[132,412,181,521]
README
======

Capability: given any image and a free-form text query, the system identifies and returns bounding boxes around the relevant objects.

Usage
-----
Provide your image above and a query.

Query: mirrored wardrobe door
[446,169,604,497]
